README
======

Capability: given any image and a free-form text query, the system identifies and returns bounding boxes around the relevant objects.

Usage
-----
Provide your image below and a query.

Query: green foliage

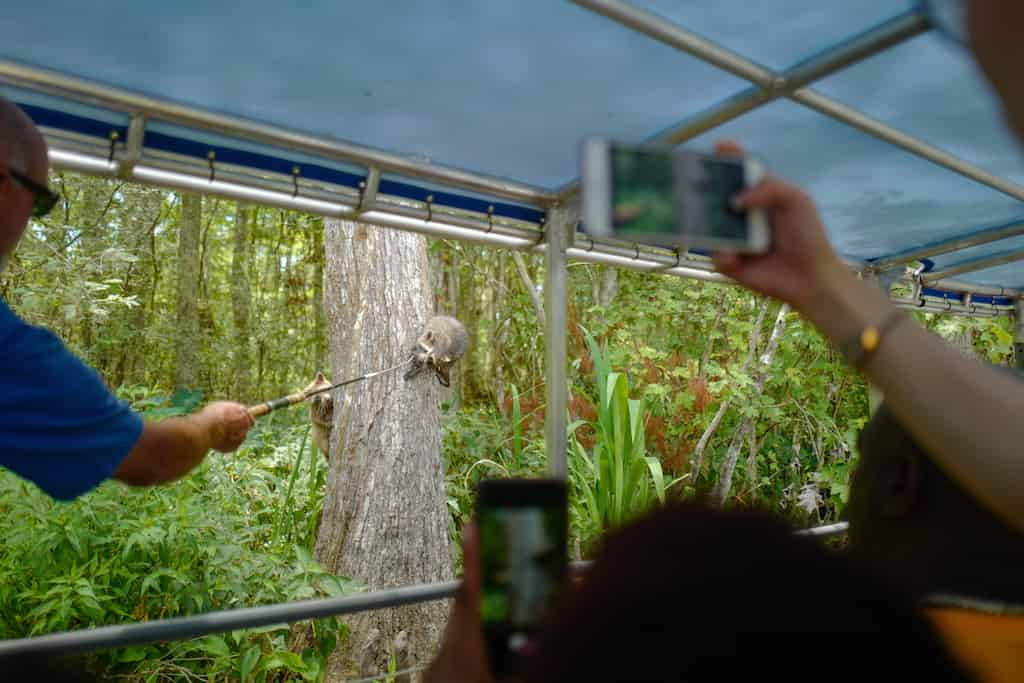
[568,328,679,548]
[0,404,351,681]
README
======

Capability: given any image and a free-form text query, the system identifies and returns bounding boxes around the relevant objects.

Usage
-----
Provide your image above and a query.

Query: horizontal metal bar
[794,521,849,537]
[0,511,855,659]
[923,249,1024,283]
[0,60,555,208]
[893,297,1011,318]
[657,11,928,148]
[782,12,928,90]
[873,221,1024,273]
[792,89,1024,202]
[51,147,1012,310]
[557,8,927,199]
[570,0,773,87]
[133,165,353,217]
[0,581,460,659]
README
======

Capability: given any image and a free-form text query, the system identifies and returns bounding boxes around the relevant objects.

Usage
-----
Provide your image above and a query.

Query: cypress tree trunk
[174,193,201,390]
[317,219,453,680]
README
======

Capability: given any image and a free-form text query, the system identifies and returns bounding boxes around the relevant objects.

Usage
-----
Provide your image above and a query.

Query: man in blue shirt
[0,96,254,501]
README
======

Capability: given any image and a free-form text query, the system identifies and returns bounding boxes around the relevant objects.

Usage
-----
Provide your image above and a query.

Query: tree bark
[231,203,253,403]
[317,219,453,680]
[174,193,202,390]
[709,304,790,506]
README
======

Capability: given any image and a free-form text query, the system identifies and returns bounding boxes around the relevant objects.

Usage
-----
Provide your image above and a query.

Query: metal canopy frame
[0,0,1021,659]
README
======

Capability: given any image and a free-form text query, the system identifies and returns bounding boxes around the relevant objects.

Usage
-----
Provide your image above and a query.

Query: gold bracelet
[841,310,906,371]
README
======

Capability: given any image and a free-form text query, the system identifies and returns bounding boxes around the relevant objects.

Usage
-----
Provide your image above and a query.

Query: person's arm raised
[713,140,1024,533]
[112,401,254,487]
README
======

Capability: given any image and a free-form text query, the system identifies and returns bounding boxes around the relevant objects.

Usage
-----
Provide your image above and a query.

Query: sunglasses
[920,0,967,45]
[8,167,58,218]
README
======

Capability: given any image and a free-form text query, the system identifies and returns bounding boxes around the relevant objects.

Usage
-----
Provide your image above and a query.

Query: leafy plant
[568,327,678,549]
[0,409,351,682]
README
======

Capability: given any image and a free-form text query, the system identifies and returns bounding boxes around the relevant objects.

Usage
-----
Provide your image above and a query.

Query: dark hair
[527,502,974,682]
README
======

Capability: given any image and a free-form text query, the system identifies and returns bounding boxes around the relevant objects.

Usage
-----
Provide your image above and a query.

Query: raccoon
[404,315,469,388]
[304,371,334,458]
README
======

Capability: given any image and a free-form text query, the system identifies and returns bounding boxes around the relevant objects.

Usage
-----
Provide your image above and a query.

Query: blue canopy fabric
[2,1,1024,290]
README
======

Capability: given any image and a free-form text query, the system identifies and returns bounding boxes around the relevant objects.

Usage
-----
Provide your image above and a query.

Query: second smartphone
[581,138,770,254]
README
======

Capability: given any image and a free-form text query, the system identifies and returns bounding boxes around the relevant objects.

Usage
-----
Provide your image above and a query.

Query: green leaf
[240,645,261,682]
[257,651,308,673]
[116,646,148,663]
[193,635,231,659]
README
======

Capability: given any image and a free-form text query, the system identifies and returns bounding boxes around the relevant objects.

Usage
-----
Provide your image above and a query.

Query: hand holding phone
[476,478,568,680]
[581,138,770,254]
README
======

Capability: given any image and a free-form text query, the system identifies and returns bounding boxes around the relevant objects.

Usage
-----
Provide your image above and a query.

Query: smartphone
[476,478,568,680]
[581,138,770,253]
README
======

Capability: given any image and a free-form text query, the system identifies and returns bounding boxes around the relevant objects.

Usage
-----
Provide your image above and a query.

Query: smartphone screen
[606,143,753,246]
[477,479,568,679]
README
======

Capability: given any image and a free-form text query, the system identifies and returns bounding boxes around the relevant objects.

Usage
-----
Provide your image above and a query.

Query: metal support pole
[922,248,1024,284]
[870,220,1024,274]
[1016,300,1024,369]
[544,206,572,479]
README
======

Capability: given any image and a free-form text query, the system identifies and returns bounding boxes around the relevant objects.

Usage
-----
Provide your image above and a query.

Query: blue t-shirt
[0,298,144,500]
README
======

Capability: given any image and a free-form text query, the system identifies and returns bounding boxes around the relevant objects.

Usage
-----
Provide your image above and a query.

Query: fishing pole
[247,358,413,418]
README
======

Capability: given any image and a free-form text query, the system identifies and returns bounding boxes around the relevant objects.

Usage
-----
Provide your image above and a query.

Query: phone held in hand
[581,138,770,254]
[476,477,568,680]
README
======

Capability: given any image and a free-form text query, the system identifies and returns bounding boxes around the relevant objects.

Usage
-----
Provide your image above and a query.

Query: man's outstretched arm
[113,401,254,486]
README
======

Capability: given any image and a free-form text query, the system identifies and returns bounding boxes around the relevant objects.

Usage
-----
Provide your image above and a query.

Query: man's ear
[879,453,923,517]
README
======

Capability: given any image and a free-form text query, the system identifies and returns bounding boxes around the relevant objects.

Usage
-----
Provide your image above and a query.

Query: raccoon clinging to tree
[303,371,334,458]
[404,315,469,388]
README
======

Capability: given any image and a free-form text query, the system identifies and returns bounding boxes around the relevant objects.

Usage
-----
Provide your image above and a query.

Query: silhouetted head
[0,95,49,263]
[527,501,972,682]
[846,402,1024,603]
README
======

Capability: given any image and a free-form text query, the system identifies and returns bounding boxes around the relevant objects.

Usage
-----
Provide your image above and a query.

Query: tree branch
[512,251,545,329]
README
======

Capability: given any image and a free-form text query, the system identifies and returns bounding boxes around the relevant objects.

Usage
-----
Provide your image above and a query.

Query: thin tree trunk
[317,219,452,680]
[312,217,327,374]
[699,288,729,377]
[598,266,618,308]
[231,203,253,403]
[709,304,790,506]
[747,427,762,501]
[174,194,202,390]
[512,251,545,329]
[689,299,769,483]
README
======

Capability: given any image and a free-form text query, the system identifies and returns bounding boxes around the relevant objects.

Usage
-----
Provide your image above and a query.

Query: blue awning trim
[14,101,545,224]
[143,131,365,190]
[377,179,546,224]
[18,102,127,143]
[921,287,1013,306]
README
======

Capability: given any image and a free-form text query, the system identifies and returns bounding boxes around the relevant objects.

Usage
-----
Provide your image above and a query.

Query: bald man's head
[0,95,48,259]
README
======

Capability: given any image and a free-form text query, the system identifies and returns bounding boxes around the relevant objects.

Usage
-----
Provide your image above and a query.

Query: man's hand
[195,401,255,453]
[425,523,493,683]
[711,140,857,316]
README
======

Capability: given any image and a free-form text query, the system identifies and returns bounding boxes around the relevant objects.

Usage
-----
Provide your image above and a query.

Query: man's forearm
[113,413,215,486]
